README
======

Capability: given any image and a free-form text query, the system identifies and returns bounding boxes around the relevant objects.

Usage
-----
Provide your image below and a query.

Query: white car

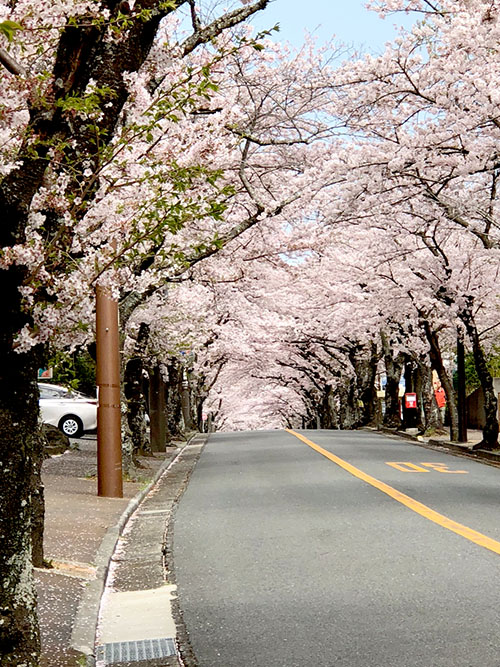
[38,382,98,438]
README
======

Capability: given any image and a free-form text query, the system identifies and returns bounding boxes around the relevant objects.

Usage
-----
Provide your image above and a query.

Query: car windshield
[39,385,90,400]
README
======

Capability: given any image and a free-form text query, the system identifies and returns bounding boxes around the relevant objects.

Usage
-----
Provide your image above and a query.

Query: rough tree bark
[412,360,427,433]
[380,331,404,429]
[319,384,339,429]
[123,322,151,462]
[165,358,185,441]
[336,377,360,429]
[460,305,499,450]
[0,2,271,661]
[30,428,47,569]
[0,351,41,664]
[421,320,459,441]
[148,365,167,451]
[417,359,441,434]
[0,5,178,659]
[348,341,379,427]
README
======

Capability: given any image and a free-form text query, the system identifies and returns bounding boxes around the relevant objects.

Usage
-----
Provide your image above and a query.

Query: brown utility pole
[96,284,123,497]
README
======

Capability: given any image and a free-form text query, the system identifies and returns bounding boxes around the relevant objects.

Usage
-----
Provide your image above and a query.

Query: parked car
[38,382,98,438]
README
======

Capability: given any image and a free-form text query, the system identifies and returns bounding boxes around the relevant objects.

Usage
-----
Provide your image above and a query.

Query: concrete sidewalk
[378,426,500,466]
[35,426,498,666]
[426,427,484,447]
[94,441,204,667]
[35,434,200,667]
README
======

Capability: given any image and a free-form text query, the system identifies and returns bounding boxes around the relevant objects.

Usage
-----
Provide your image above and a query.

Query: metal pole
[181,363,193,430]
[96,284,123,498]
[457,334,468,443]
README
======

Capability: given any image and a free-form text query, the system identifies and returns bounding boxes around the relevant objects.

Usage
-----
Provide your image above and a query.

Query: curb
[371,426,500,467]
[427,438,500,465]
[70,447,183,667]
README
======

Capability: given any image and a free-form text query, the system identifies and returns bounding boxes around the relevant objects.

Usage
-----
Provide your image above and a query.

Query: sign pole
[457,334,467,443]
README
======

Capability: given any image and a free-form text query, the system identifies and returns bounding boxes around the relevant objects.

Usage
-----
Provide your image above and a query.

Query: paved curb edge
[161,437,209,667]
[69,442,193,667]
[368,426,500,466]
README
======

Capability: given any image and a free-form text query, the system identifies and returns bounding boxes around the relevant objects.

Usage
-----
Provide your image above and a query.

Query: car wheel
[59,415,84,438]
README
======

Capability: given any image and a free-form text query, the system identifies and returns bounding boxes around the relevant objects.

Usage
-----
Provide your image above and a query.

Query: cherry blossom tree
[162,0,500,447]
[0,1,277,662]
[3,0,500,660]
[313,0,500,445]
[114,38,342,454]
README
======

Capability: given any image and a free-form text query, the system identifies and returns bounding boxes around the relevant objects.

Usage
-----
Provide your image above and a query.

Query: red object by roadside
[434,387,446,408]
[405,393,417,409]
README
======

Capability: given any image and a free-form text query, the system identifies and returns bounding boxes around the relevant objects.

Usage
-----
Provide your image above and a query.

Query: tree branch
[181,0,270,56]
[188,0,202,33]
[0,47,25,76]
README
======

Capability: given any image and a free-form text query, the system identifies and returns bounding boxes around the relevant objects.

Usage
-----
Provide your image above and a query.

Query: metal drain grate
[96,637,176,664]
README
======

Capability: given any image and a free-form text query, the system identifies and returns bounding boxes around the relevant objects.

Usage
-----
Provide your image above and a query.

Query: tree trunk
[402,357,417,429]
[319,385,339,429]
[337,378,360,429]
[380,331,404,429]
[418,361,440,434]
[413,360,427,433]
[302,394,317,429]
[421,320,459,441]
[460,307,499,450]
[349,342,379,427]
[0,3,274,659]
[149,365,167,452]
[124,323,151,462]
[0,350,41,665]
[31,428,47,569]
[361,342,380,426]
[165,359,185,441]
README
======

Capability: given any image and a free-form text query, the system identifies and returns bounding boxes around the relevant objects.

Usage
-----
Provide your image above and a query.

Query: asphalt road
[172,430,500,666]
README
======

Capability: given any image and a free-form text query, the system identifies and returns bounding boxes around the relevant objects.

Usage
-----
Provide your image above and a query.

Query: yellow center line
[286,429,500,557]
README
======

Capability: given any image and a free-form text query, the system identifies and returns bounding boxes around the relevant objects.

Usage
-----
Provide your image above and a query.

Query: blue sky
[250,0,414,53]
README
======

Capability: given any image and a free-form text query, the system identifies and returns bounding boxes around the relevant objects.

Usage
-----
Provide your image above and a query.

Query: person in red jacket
[434,382,446,423]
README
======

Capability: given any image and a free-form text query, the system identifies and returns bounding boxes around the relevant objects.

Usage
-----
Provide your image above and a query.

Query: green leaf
[0,20,23,42]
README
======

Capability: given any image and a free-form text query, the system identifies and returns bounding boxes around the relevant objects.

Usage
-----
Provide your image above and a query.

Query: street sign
[405,393,417,409]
